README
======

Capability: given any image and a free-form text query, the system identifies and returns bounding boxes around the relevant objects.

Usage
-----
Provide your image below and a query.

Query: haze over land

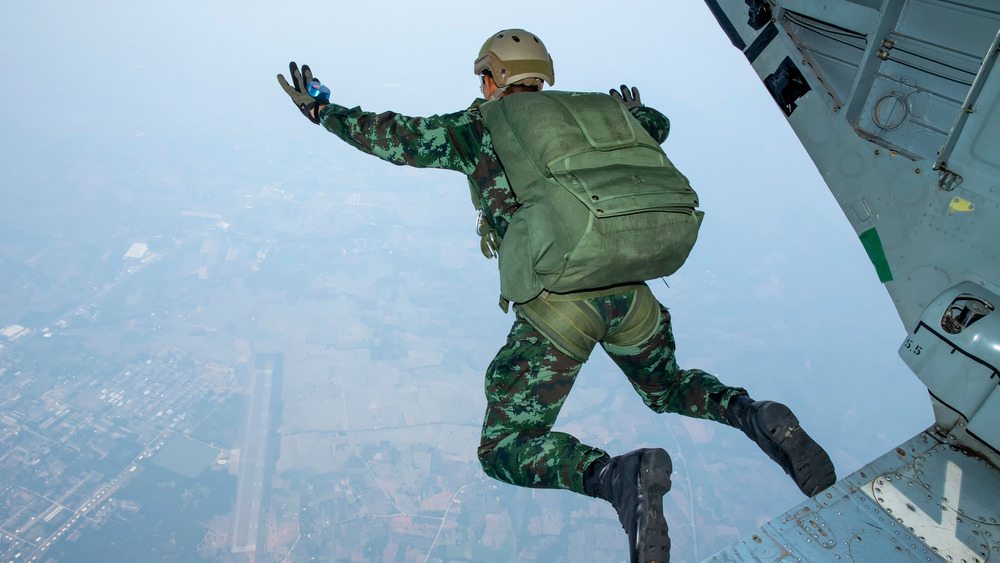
[0,2,932,561]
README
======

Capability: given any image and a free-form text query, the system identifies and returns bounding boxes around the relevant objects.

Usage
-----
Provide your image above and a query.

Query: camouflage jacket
[318,96,671,240]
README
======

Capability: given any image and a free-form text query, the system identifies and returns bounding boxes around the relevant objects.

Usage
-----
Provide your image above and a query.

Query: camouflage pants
[477,286,747,494]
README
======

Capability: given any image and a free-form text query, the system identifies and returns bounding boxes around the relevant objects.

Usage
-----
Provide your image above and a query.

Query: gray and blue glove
[277,61,330,124]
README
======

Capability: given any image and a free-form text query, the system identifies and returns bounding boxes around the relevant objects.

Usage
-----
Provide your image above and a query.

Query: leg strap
[515,294,605,362]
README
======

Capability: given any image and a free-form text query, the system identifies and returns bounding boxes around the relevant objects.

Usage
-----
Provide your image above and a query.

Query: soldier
[278,29,836,563]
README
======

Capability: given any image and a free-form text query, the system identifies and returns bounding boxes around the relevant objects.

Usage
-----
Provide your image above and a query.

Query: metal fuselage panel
[702,0,1000,560]
[707,0,1000,327]
[704,424,1000,562]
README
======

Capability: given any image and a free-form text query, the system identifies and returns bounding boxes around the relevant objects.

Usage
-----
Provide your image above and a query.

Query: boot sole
[632,448,672,563]
[757,401,836,497]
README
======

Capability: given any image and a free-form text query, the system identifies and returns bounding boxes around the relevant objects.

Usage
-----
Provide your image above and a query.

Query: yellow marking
[949,197,974,213]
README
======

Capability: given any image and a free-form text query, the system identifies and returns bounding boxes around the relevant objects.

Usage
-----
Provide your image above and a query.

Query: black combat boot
[726,395,836,497]
[583,448,672,563]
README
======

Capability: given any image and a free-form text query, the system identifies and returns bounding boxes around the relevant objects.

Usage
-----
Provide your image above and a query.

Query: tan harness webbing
[515,284,660,362]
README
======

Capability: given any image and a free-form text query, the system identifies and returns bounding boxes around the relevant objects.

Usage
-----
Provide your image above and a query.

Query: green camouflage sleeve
[318,103,482,174]
[630,106,671,145]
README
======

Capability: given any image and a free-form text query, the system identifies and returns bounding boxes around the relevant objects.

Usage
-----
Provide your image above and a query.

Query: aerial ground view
[0,2,932,561]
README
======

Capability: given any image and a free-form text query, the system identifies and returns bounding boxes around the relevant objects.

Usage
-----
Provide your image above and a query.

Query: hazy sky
[1,0,934,548]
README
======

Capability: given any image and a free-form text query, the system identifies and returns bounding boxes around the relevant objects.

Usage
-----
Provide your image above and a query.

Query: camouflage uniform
[318,98,747,495]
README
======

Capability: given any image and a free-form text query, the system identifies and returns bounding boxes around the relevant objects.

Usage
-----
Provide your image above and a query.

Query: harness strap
[604,283,660,349]
[516,295,604,362]
[514,283,647,361]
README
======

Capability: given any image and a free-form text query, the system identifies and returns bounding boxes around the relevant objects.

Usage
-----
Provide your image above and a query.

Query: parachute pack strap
[540,283,645,302]
[467,178,484,211]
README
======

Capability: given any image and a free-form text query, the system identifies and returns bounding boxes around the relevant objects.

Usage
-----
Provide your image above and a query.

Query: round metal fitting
[873,93,908,130]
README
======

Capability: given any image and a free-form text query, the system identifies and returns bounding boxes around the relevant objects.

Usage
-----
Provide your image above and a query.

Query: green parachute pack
[477,90,704,307]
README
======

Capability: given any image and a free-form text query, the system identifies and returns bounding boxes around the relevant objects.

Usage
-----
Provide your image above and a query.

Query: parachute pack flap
[550,161,699,217]
[548,93,638,149]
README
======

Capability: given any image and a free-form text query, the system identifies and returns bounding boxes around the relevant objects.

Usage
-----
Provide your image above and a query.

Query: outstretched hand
[277,61,329,124]
[610,85,643,110]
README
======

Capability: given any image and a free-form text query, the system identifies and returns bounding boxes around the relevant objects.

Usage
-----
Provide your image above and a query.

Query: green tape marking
[859,228,893,283]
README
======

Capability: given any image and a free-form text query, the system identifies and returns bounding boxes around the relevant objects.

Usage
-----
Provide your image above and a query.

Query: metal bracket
[938,167,964,191]
[935,28,1000,171]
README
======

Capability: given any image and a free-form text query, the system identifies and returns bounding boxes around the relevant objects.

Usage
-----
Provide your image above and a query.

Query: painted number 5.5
[904,338,923,355]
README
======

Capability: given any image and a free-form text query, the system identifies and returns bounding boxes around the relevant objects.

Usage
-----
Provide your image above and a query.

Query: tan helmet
[474,29,554,89]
